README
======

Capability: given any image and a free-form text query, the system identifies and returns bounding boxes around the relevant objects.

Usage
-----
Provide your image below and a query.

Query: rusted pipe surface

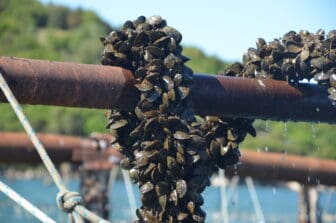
[0,132,98,163]
[225,150,336,186]
[0,56,137,110]
[193,74,336,122]
[1,131,335,185]
[1,56,336,123]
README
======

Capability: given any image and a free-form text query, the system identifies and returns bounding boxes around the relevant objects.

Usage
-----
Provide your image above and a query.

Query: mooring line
[0,179,56,223]
[0,71,111,223]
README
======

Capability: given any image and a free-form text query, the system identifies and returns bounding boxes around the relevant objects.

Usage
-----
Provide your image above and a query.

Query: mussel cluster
[201,116,255,170]
[101,15,207,222]
[225,29,336,103]
[100,15,255,223]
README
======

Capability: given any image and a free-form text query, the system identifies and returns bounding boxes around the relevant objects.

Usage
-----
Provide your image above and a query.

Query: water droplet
[316,179,320,185]
[307,176,311,183]
[316,107,320,112]
[264,146,269,152]
[311,124,316,139]
[283,122,289,145]
[272,187,276,194]
[265,121,270,132]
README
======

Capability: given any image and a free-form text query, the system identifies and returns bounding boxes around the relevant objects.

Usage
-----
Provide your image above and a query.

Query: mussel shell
[163,75,174,91]
[120,157,133,170]
[177,86,190,100]
[187,201,195,214]
[177,212,189,221]
[170,189,178,205]
[135,79,154,92]
[129,168,139,183]
[145,86,162,102]
[147,30,166,41]
[158,195,167,210]
[176,179,187,198]
[141,140,162,150]
[192,207,206,223]
[330,73,336,87]
[134,31,149,46]
[314,72,330,82]
[136,208,146,221]
[145,45,164,59]
[286,40,303,54]
[174,131,191,140]
[176,152,185,165]
[167,89,176,102]
[147,15,166,28]
[153,36,170,48]
[141,191,156,206]
[140,181,154,194]
[162,26,182,43]
[167,156,178,169]
[107,119,128,130]
[155,181,170,196]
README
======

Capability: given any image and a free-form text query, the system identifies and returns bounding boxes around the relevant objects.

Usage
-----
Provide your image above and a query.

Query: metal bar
[0,56,335,123]
[1,131,336,185]
[0,56,137,110]
[193,74,336,122]
[0,132,98,163]
[225,150,336,186]
[0,132,121,164]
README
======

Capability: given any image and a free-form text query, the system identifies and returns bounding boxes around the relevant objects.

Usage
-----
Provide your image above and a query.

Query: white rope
[245,177,265,223]
[108,166,119,193]
[121,170,137,220]
[219,169,229,223]
[226,175,240,203]
[0,179,56,223]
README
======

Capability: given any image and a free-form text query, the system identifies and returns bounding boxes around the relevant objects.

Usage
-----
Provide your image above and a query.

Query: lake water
[0,176,335,223]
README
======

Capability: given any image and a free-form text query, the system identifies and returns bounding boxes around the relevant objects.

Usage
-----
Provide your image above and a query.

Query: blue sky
[39,0,336,62]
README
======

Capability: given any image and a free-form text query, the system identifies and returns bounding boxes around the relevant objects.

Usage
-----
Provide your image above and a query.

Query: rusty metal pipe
[225,150,336,186]
[1,131,336,186]
[0,56,335,123]
[0,132,99,163]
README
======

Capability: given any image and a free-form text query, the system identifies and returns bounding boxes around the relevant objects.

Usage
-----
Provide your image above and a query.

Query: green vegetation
[0,0,335,159]
[183,47,230,74]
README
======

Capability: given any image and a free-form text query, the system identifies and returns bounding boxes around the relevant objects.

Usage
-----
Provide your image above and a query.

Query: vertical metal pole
[298,186,321,223]
[79,168,111,222]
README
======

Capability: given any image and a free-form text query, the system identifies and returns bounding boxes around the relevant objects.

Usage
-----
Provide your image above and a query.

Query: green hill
[0,0,335,159]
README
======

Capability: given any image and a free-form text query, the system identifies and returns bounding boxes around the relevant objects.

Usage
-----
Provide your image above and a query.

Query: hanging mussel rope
[225,29,336,103]
[100,14,336,222]
[100,15,255,223]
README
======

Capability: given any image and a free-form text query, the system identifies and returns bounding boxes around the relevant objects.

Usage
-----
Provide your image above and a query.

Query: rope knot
[56,191,83,213]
